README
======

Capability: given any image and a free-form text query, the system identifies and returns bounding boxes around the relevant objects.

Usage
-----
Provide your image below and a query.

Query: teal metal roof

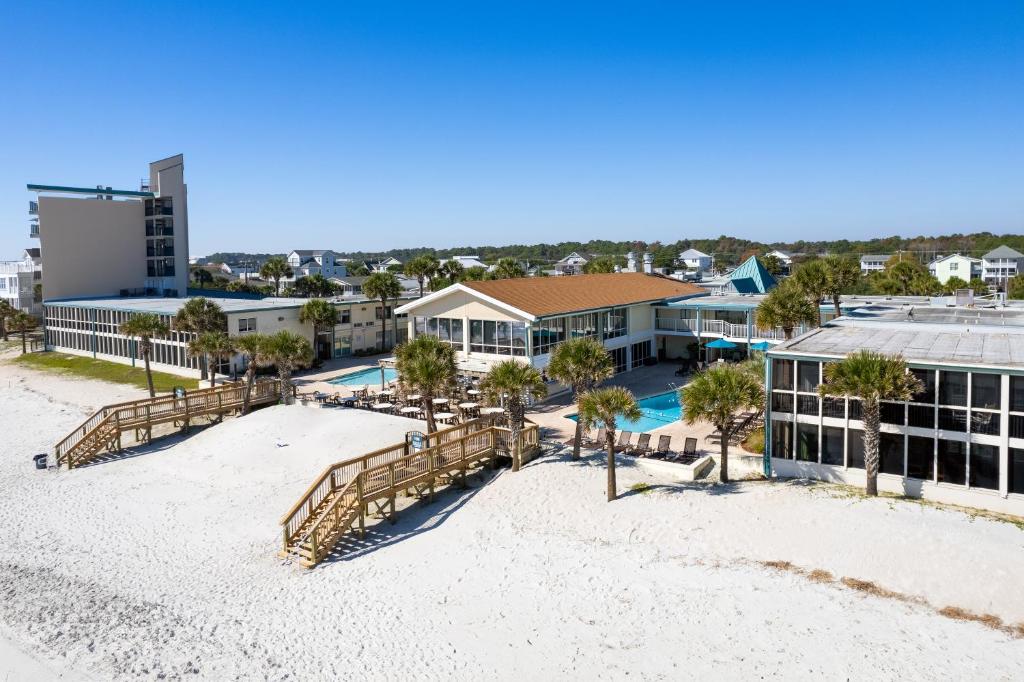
[729,256,777,294]
[27,184,154,198]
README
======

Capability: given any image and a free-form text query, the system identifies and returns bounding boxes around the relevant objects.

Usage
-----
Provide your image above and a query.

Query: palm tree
[191,267,213,289]
[262,330,314,405]
[233,333,269,414]
[172,297,226,380]
[822,255,861,319]
[491,258,525,280]
[583,256,617,274]
[404,255,440,297]
[755,279,818,339]
[480,360,546,471]
[299,298,338,362]
[9,311,38,355]
[294,273,335,298]
[0,300,15,341]
[119,313,170,397]
[188,331,234,388]
[260,256,293,296]
[438,259,465,283]
[576,387,642,501]
[680,364,764,483]
[793,259,828,326]
[546,338,615,460]
[363,272,403,350]
[394,335,457,433]
[818,351,921,496]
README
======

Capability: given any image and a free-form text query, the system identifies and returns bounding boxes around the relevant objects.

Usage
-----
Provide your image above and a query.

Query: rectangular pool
[567,390,682,433]
[328,367,398,387]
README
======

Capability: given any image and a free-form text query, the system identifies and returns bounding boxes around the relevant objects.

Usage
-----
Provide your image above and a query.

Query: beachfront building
[982,245,1024,290]
[859,254,890,275]
[42,292,414,378]
[28,155,190,300]
[928,253,983,285]
[555,252,589,275]
[396,273,705,375]
[765,304,1024,516]
[0,249,42,315]
[679,249,713,273]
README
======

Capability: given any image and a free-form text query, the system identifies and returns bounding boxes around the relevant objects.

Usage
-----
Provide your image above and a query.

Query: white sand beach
[2,361,1024,680]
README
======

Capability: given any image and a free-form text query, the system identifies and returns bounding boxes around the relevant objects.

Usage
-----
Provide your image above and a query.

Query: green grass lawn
[13,352,200,393]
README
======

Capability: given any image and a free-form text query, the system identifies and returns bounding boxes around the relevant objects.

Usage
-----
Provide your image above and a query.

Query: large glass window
[771,392,793,413]
[418,316,463,348]
[906,436,934,480]
[796,423,818,462]
[469,319,525,355]
[907,404,935,428]
[603,307,628,340]
[939,371,967,406]
[821,426,844,465]
[797,395,819,416]
[771,420,793,459]
[880,402,905,425]
[848,399,863,421]
[970,444,999,490]
[797,361,820,392]
[532,317,568,355]
[937,440,967,485]
[1011,376,1024,412]
[971,411,1000,436]
[822,397,846,419]
[971,373,1001,410]
[772,359,794,390]
[1012,415,1024,440]
[910,368,935,404]
[880,433,904,475]
[1011,448,1024,495]
[938,408,967,432]
[608,346,627,373]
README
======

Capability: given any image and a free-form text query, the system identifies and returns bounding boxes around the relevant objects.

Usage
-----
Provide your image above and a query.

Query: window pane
[821,426,844,465]
[822,397,845,419]
[971,373,1001,409]
[906,436,934,480]
[937,440,967,485]
[969,443,999,490]
[451,319,464,344]
[938,408,967,432]
[848,400,863,421]
[471,320,483,343]
[427,317,438,336]
[771,392,793,413]
[771,420,793,459]
[796,423,818,462]
[1011,415,1024,440]
[1011,448,1024,495]
[1011,377,1024,412]
[970,411,1000,436]
[939,371,967,406]
[907,404,934,428]
[879,433,904,475]
[438,318,450,341]
[484,321,496,344]
[772,359,793,390]
[797,395,819,416]
[910,368,935,404]
[880,402,905,425]
[797,361,820,392]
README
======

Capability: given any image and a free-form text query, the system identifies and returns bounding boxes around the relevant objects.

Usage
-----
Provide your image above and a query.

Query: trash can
[33,453,48,470]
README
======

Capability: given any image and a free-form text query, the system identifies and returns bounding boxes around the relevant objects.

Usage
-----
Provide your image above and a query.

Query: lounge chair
[613,431,633,453]
[652,435,672,459]
[585,427,606,447]
[628,433,652,456]
[682,437,697,456]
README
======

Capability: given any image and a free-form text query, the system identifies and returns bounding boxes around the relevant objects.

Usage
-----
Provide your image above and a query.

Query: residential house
[286,250,347,281]
[928,254,983,285]
[860,254,890,275]
[679,249,713,273]
[555,252,589,275]
[441,255,488,271]
[982,246,1024,289]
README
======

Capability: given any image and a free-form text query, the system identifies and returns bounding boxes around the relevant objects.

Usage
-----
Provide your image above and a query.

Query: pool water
[329,367,399,387]
[567,390,682,433]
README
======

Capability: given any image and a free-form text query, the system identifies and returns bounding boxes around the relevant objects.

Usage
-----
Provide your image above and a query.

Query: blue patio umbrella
[706,338,738,349]
[750,341,773,351]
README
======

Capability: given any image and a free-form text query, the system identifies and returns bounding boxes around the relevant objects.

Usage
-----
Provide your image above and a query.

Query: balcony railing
[28,201,38,215]
[655,318,698,333]
[655,316,802,342]
[29,223,39,238]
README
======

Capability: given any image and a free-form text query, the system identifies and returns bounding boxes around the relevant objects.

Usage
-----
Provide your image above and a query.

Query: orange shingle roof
[462,273,704,318]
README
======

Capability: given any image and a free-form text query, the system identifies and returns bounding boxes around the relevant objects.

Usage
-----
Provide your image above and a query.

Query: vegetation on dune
[14,352,199,392]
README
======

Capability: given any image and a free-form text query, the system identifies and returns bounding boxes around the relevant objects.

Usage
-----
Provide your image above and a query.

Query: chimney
[626,252,637,272]
[642,252,653,274]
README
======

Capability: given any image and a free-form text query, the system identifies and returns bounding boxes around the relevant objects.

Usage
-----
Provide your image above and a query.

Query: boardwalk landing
[280,419,541,567]
[53,380,283,469]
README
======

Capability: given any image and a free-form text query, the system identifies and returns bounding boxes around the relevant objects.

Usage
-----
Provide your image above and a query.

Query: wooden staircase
[280,419,541,567]
[54,380,283,469]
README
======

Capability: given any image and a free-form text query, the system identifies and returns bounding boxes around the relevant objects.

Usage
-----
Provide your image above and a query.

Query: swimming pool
[329,367,398,387]
[567,390,682,433]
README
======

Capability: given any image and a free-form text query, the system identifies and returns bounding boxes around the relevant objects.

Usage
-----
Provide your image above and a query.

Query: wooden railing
[55,380,282,468]
[286,423,539,566]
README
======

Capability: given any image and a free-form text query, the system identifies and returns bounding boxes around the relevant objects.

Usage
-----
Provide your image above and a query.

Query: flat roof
[27,184,154,198]
[44,293,415,315]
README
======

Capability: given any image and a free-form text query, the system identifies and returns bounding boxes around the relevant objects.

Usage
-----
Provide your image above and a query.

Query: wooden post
[388,463,397,524]
[458,437,467,489]
[356,475,366,539]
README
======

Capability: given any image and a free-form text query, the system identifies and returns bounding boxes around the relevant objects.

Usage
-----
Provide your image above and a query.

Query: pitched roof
[24,247,40,258]
[729,256,777,294]
[679,248,710,259]
[860,254,890,262]
[291,249,328,257]
[983,245,1024,260]
[459,272,704,317]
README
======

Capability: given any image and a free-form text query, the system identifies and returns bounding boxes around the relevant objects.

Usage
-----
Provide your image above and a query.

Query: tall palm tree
[188,331,234,388]
[191,268,213,289]
[755,279,818,339]
[0,300,15,341]
[394,334,457,433]
[404,255,440,297]
[480,360,547,471]
[818,351,921,496]
[438,259,465,283]
[299,298,338,362]
[822,255,861,319]
[233,333,268,414]
[294,273,335,298]
[793,259,828,326]
[262,330,314,405]
[680,364,764,483]
[363,272,403,350]
[582,256,617,274]
[173,297,226,380]
[546,337,615,460]
[119,313,170,397]
[491,258,525,280]
[576,387,642,501]
[9,311,38,355]
[260,256,293,296]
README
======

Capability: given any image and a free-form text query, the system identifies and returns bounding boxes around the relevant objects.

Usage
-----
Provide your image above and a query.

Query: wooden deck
[280,418,541,567]
[54,380,283,469]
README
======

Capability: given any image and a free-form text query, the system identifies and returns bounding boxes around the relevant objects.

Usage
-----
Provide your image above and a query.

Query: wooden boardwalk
[280,419,541,567]
[54,380,283,469]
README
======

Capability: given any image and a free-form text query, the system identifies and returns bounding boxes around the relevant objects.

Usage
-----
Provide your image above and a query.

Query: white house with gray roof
[286,249,346,281]
[859,254,891,275]
[982,245,1024,288]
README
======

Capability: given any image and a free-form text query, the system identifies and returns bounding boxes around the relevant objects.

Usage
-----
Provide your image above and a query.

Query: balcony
[28,200,38,215]
[29,222,39,238]
[655,317,697,333]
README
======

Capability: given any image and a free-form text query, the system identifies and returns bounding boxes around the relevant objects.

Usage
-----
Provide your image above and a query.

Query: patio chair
[627,433,652,456]
[682,437,697,456]
[613,431,633,453]
[587,427,606,447]
[652,434,672,458]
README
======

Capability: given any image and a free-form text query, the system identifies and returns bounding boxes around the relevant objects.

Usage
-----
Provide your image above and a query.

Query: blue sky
[1,1,1022,258]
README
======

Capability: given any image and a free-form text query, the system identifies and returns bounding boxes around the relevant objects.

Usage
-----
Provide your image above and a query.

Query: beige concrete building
[29,154,190,300]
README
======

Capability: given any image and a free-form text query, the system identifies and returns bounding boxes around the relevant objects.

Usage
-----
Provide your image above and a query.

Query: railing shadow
[320,467,505,564]
[72,417,224,469]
